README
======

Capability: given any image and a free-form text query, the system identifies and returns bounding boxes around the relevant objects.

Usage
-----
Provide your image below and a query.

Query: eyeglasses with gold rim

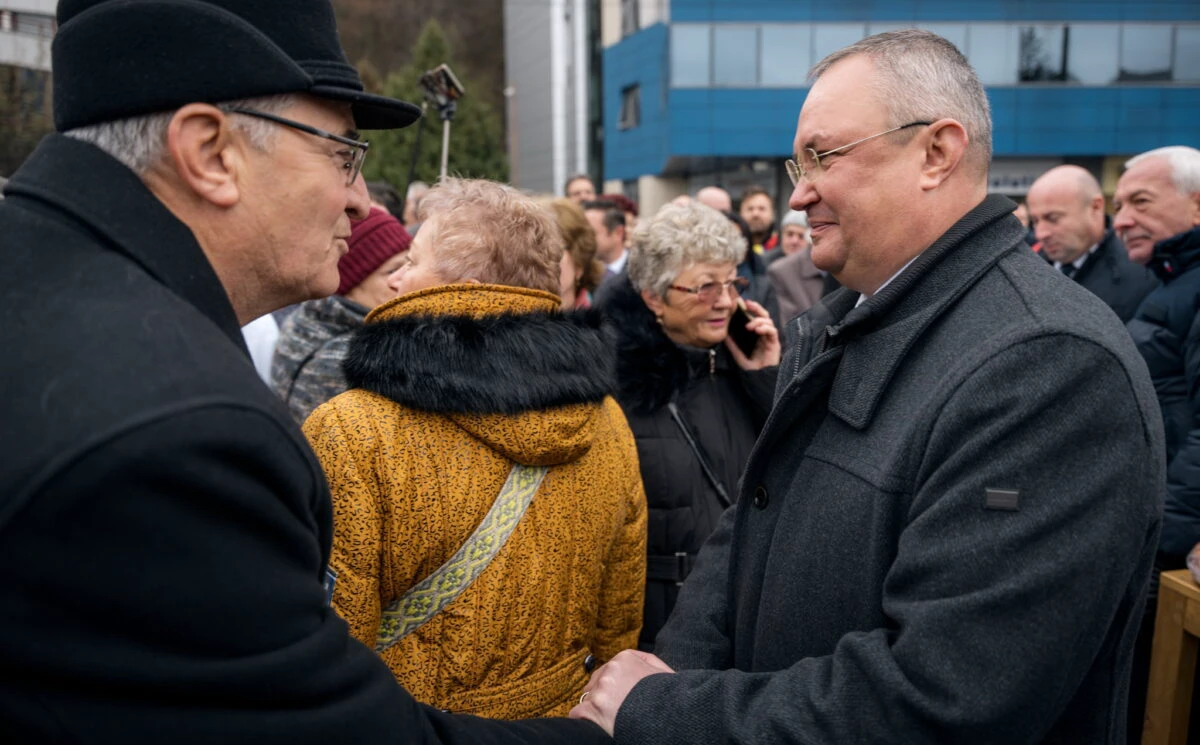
[785,121,932,186]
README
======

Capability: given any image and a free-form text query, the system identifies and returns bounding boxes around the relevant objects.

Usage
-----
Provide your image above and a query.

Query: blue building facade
[602,0,1200,206]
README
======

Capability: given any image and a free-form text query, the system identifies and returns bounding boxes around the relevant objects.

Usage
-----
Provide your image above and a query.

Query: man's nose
[1113,206,1134,235]
[789,179,817,211]
[346,172,371,220]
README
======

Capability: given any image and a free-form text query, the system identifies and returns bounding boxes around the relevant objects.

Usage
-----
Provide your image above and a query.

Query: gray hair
[64,94,297,175]
[1126,146,1200,195]
[628,201,747,297]
[811,29,992,174]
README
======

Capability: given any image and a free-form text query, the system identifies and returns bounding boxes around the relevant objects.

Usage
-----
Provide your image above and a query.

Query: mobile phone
[728,299,759,357]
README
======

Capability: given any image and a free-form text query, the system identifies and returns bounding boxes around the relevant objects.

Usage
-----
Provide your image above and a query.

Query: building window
[1176,26,1200,82]
[1120,24,1173,82]
[1067,25,1120,85]
[621,0,640,38]
[760,25,812,87]
[1018,25,1066,81]
[12,12,55,38]
[812,24,865,65]
[618,85,641,130]
[0,11,12,33]
[968,24,1020,85]
[671,24,711,87]
[713,26,757,86]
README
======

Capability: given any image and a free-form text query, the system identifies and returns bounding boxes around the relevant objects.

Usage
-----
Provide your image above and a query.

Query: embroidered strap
[375,463,548,652]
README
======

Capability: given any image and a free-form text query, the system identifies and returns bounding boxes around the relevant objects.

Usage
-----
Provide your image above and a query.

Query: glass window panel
[921,24,968,54]
[968,24,1019,85]
[1174,26,1200,82]
[813,24,866,64]
[713,25,758,86]
[671,24,711,87]
[1018,24,1066,81]
[760,24,812,86]
[1120,24,1172,81]
[1066,25,1119,85]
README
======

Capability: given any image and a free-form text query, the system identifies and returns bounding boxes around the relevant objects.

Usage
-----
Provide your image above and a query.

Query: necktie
[1060,263,1076,278]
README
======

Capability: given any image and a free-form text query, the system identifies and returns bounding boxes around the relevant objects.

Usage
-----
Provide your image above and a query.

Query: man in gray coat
[572,30,1164,744]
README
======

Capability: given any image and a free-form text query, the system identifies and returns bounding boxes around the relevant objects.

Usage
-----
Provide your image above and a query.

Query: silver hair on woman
[64,94,297,175]
[628,201,747,297]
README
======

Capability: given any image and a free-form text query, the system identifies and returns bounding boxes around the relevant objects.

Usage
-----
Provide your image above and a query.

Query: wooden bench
[1143,569,1200,745]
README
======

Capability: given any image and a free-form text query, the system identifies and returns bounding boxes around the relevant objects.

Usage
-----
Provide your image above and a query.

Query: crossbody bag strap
[666,401,731,508]
[375,463,549,652]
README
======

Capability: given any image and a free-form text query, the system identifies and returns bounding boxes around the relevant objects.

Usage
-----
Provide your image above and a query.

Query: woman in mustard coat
[304,178,646,720]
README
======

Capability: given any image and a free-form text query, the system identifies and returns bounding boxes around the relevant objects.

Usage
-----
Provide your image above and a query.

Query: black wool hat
[53,0,421,132]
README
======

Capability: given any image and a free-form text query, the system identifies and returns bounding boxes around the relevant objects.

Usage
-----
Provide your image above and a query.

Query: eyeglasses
[668,277,750,305]
[785,121,932,186]
[226,108,370,186]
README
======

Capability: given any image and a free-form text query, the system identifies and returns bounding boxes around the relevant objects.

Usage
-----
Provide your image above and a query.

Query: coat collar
[5,135,245,351]
[1149,226,1200,282]
[806,194,1022,430]
[344,284,615,415]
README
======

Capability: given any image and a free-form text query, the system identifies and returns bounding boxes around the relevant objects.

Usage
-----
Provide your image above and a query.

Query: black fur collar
[600,276,715,415]
[343,309,615,415]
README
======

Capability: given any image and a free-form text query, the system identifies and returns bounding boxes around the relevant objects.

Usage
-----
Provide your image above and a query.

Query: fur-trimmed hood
[342,283,616,464]
[599,274,727,415]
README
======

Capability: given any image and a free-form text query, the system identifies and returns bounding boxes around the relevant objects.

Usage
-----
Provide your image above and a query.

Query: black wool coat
[0,135,607,745]
[616,196,1164,744]
[597,276,776,649]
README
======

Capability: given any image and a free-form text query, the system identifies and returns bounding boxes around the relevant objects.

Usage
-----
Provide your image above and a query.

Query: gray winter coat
[615,195,1165,745]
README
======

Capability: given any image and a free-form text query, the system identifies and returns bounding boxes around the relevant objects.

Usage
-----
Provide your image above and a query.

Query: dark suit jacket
[0,135,606,745]
[615,196,1164,744]
[1069,228,1158,323]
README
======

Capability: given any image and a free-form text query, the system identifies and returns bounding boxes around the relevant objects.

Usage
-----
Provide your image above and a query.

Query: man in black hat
[0,2,609,743]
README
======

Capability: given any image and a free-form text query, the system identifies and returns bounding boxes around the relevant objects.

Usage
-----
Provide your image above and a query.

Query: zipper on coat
[709,348,716,376]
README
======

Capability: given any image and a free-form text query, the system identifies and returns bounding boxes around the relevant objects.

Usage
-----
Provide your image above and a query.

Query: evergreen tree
[358,19,508,194]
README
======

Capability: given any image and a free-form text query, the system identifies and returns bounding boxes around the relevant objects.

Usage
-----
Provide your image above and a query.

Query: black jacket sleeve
[1162,311,1200,557]
[0,403,608,745]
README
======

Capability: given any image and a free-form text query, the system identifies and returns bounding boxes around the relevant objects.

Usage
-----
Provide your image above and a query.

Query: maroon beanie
[337,208,411,295]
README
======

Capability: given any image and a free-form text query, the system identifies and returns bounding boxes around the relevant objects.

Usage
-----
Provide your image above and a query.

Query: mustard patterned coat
[304,283,647,720]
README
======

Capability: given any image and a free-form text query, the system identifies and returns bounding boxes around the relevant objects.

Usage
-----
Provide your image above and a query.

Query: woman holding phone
[597,200,780,651]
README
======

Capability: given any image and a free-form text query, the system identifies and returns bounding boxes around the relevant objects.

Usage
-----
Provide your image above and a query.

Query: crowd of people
[3,1,1200,744]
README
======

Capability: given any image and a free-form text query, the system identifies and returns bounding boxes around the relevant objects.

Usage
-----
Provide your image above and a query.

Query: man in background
[738,186,778,253]
[1026,164,1157,322]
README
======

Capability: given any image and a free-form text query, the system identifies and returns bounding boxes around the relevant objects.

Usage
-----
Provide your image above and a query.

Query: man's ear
[640,288,665,317]
[917,118,970,191]
[161,103,243,208]
[1189,191,1200,228]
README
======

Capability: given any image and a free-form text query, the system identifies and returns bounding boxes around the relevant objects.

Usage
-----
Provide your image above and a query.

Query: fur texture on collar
[601,276,710,415]
[343,309,615,415]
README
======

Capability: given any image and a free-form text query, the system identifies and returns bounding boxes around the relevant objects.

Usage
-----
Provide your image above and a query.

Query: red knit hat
[337,208,411,295]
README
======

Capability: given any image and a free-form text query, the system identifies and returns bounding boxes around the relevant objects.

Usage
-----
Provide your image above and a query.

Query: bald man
[1026,165,1157,322]
[695,185,732,213]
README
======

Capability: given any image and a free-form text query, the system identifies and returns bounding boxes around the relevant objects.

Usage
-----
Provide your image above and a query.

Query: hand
[569,650,675,735]
[1188,542,1200,585]
[726,298,781,370]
